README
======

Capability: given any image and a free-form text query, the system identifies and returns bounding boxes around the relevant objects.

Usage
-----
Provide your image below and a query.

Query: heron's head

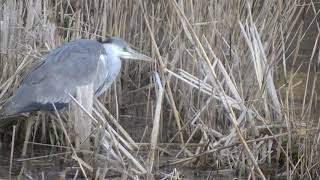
[101,37,153,62]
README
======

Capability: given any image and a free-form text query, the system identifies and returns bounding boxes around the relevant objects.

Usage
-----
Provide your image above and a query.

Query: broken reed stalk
[21,116,34,157]
[139,0,185,144]
[72,84,94,150]
[9,125,16,180]
[94,98,137,149]
[68,93,147,174]
[147,73,164,173]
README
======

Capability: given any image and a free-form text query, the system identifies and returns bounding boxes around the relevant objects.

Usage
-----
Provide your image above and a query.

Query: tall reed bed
[0,0,319,179]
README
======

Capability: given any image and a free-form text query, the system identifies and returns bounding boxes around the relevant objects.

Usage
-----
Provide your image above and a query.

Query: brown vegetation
[0,0,319,179]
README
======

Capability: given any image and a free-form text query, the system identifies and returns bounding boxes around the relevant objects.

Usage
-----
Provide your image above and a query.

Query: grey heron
[3,37,153,115]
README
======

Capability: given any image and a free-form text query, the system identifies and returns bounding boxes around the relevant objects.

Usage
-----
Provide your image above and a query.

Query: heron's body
[3,37,152,115]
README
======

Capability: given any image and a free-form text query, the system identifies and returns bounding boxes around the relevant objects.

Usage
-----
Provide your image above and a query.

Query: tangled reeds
[1,0,319,179]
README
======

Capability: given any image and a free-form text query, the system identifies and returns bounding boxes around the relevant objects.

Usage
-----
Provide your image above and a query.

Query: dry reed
[0,0,319,179]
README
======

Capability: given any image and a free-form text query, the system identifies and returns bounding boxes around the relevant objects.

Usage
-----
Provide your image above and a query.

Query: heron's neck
[102,44,122,74]
[102,43,122,58]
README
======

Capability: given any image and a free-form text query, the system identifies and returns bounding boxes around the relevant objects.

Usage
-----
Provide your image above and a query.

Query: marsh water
[0,145,235,179]
[0,145,65,179]
[0,144,288,179]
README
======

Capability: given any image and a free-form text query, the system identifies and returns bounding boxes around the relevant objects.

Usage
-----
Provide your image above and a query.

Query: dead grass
[1,0,320,179]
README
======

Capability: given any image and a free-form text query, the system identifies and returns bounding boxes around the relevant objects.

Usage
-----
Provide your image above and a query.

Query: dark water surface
[0,145,69,179]
[0,144,248,179]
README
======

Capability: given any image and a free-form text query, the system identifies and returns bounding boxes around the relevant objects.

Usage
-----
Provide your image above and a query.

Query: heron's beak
[124,48,154,62]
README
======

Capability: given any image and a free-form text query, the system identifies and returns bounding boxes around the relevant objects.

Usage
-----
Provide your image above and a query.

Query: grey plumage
[3,37,153,115]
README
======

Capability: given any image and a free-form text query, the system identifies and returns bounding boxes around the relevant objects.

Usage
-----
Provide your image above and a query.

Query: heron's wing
[26,40,104,85]
[4,40,105,114]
